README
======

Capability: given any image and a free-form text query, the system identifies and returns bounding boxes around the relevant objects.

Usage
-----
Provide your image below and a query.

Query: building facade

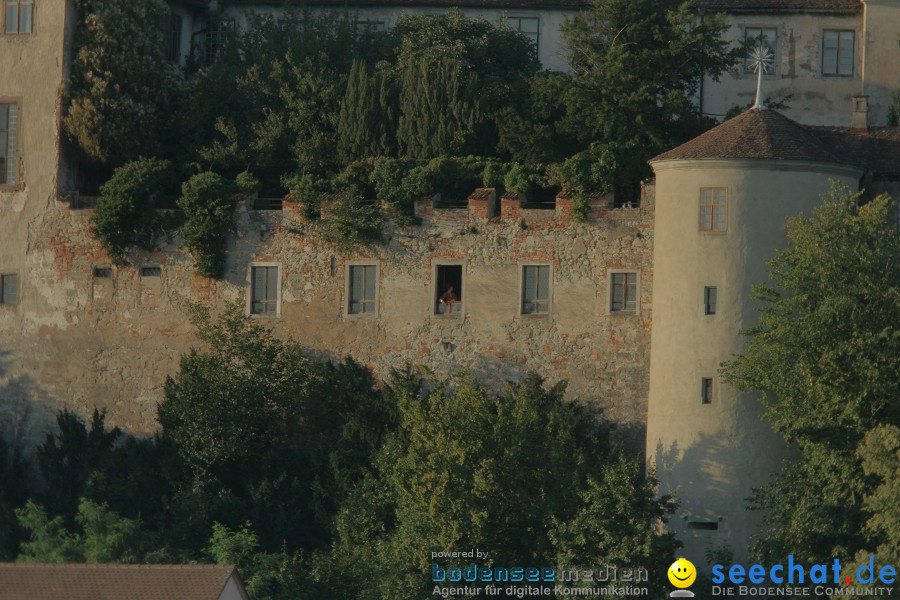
[1,0,898,568]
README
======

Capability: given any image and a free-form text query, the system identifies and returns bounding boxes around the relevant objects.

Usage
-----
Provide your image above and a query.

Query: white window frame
[607,269,641,316]
[247,262,282,317]
[0,271,19,305]
[822,29,855,77]
[432,260,466,318]
[699,187,728,233]
[519,262,552,316]
[344,260,379,318]
[744,26,777,76]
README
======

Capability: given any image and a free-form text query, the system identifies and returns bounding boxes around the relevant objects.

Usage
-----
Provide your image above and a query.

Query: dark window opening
[435,265,462,315]
[164,13,183,63]
[688,521,719,531]
[701,378,713,404]
[704,286,717,315]
[0,273,18,305]
[348,265,376,315]
[93,267,112,279]
[140,266,162,278]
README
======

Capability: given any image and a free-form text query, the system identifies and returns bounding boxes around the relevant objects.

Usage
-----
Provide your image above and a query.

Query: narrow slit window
[701,378,713,404]
[435,265,462,315]
[522,265,550,314]
[699,188,727,232]
[0,103,19,185]
[704,286,717,315]
[688,521,719,531]
[251,265,279,315]
[348,265,377,315]
[140,266,162,278]
[0,273,18,304]
[611,273,638,313]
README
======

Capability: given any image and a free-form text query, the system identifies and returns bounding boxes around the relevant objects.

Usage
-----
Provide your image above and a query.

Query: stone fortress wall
[2,185,656,452]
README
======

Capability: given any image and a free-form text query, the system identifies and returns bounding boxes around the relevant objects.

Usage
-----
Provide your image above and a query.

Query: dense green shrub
[235,171,261,194]
[318,190,384,248]
[91,158,174,265]
[552,142,618,218]
[482,160,510,188]
[502,162,547,197]
[370,158,430,214]
[337,60,397,163]
[425,156,484,203]
[177,172,237,278]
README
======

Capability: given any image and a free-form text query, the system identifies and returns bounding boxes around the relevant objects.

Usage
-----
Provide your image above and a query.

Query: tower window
[0,103,19,186]
[701,378,714,404]
[704,286,717,315]
[699,188,727,232]
[688,521,719,531]
[5,0,33,34]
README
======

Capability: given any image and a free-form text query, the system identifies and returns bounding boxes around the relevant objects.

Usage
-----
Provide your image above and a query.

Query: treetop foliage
[722,182,899,564]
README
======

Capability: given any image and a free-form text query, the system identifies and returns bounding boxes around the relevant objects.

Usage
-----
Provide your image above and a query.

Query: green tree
[64,0,178,165]
[337,60,397,163]
[559,0,743,201]
[722,183,900,564]
[91,158,175,265]
[311,373,678,600]
[158,303,392,553]
[397,57,482,159]
[0,434,27,560]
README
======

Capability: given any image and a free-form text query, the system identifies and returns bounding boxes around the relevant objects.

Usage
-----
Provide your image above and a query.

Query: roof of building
[651,108,844,164]
[691,0,861,12]
[812,127,900,179]
[0,563,244,600]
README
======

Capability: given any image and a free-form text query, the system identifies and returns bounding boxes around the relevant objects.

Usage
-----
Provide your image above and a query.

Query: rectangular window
[688,521,719,531]
[164,13,183,63]
[92,267,112,279]
[435,264,463,315]
[704,286,717,315]
[251,265,278,315]
[348,265,377,315]
[506,16,539,53]
[744,27,777,74]
[140,266,162,278]
[701,378,713,404]
[5,0,32,34]
[521,265,550,314]
[0,273,18,304]
[699,188,727,232]
[823,30,854,76]
[611,272,638,313]
[202,18,233,66]
[0,103,19,185]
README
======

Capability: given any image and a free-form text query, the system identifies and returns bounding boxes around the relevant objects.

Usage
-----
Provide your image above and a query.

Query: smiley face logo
[668,558,697,588]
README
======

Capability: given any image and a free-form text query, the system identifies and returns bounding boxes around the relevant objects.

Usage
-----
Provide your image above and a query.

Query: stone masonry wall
[2,186,655,452]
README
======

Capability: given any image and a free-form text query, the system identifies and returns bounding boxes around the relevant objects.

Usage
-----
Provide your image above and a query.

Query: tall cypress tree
[397,57,481,159]
[337,60,396,163]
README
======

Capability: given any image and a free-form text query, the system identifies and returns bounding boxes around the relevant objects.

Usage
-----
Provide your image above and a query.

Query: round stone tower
[645,108,864,565]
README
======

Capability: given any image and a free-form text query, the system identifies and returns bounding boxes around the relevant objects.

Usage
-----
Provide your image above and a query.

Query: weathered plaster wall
[3,190,655,451]
[700,11,864,126]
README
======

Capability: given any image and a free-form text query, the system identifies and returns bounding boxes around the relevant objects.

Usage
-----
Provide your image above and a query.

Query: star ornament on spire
[751,45,774,110]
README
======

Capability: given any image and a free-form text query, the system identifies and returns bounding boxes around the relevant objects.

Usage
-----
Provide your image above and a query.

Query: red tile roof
[812,127,900,179]
[0,563,244,600]
[650,108,843,164]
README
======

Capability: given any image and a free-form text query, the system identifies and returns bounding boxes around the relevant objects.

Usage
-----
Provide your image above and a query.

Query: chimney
[851,95,869,132]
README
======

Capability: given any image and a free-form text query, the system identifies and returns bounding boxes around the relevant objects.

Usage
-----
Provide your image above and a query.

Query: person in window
[439,285,458,312]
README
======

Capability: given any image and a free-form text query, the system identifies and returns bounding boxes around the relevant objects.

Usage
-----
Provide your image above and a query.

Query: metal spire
[751,45,774,110]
